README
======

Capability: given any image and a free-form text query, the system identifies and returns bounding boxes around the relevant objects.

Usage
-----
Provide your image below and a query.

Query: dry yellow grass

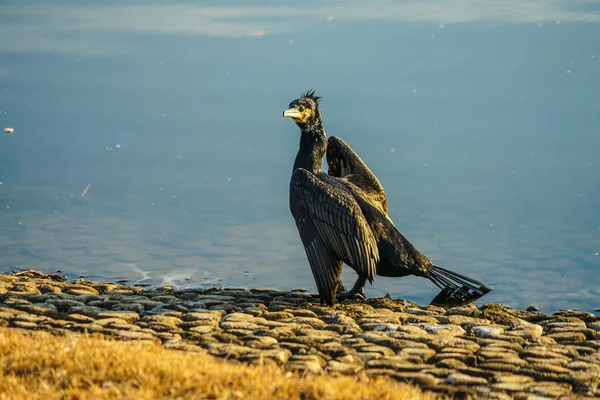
[0,328,439,400]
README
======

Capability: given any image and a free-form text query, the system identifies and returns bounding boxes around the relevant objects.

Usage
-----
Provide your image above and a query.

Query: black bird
[283,90,491,307]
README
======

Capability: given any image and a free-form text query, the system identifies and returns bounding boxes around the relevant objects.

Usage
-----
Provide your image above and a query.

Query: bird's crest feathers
[301,89,321,104]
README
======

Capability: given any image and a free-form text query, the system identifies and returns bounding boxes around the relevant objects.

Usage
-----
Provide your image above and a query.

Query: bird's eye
[299,106,305,112]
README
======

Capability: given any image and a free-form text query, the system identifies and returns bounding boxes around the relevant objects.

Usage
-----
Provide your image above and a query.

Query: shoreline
[1,269,599,398]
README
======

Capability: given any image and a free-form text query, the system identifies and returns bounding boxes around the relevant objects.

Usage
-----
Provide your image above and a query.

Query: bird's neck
[293,118,327,174]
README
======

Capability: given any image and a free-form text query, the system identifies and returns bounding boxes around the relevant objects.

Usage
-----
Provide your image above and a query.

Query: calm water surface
[1,1,599,313]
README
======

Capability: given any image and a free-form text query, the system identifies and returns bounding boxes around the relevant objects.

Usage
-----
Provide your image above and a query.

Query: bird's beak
[282,108,302,119]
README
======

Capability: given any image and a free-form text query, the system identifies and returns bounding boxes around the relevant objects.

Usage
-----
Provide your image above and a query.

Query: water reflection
[0,1,599,313]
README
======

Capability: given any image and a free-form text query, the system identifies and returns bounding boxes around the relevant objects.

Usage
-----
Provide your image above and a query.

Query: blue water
[1,1,599,313]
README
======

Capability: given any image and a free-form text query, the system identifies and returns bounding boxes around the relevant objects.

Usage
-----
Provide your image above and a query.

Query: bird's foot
[336,289,366,302]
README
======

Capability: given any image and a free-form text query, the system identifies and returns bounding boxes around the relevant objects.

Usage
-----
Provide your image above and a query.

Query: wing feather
[326,136,388,214]
[290,168,378,288]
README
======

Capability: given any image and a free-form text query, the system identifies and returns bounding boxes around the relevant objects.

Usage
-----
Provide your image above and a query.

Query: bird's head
[282,89,322,127]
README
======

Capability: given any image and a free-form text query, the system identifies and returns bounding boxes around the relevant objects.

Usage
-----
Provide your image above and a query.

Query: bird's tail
[426,264,491,307]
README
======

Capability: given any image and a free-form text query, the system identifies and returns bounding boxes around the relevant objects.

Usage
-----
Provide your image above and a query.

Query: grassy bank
[0,328,437,400]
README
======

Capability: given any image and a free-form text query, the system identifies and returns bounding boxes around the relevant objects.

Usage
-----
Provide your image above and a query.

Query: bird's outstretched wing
[326,136,388,214]
[290,168,379,304]
[291,211,342,305]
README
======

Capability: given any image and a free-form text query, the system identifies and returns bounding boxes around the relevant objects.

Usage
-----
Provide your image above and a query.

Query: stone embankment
[1,270,599,399]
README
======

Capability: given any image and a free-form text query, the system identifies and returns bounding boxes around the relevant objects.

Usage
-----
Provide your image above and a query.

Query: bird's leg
[336,276,367,301]
[332,261,346,294]
[335,280,346,293]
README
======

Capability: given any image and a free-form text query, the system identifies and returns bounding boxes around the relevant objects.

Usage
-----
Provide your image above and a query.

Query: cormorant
[283,90,492,306]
